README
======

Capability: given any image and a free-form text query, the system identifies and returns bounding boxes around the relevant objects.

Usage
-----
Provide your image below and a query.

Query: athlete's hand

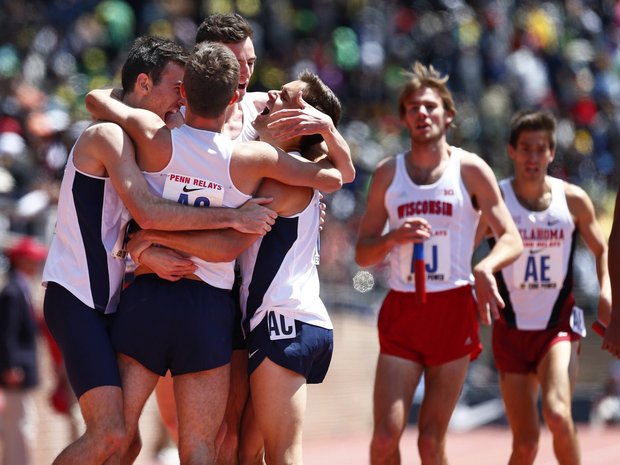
[473,265,504,325]
[127,229,155,265]
[319,192,326,231]
[138,246,197,282]
[387,218,431,247]
[597,294,612,327]
[266,91,333,140]
[603,316,620,358]
[234,197,276,235]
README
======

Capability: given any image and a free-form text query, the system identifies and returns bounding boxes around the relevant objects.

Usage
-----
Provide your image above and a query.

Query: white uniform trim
[42,150,130,314]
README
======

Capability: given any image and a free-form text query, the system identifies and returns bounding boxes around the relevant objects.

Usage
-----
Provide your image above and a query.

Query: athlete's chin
[411,133,441,145]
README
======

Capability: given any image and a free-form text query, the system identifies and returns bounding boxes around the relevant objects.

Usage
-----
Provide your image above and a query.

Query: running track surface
[299,426,620,465]
[135,426,620,465]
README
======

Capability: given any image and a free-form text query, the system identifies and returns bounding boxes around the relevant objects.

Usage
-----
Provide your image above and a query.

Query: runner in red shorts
[479,110,611,465]
[355,62,522,465]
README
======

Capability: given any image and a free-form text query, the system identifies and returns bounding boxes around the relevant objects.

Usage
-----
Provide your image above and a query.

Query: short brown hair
[183,42,240,118]
[509,110,556,149]
[195,13,253,45]
[398,62,456,120]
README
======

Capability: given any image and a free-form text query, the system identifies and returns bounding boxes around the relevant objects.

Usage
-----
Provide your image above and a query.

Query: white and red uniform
[492,176,581,374]
[379,148,482,365]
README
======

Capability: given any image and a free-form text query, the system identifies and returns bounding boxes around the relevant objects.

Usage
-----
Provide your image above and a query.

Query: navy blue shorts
[111,274,234,376]
[43,282,122,399]
[231,279,247,351]
[247,311,333,384]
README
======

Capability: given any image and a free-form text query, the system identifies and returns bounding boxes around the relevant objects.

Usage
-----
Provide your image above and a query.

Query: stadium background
[1,0,620,463]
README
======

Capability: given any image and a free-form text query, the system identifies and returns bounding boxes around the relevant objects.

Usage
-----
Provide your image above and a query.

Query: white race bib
[400,229,450,283]
[267,311,297,340]
[162,173,224,207]
[512,245,563,291]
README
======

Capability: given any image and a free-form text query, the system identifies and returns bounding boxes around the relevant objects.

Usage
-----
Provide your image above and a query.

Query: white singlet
[495,177,576,330]
[239,188,331,334]
[42,149,130,314]
[143,125,251,290]
[385,148,480,293]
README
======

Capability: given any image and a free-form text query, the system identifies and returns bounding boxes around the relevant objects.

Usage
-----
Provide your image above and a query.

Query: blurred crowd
[1,0,620,294]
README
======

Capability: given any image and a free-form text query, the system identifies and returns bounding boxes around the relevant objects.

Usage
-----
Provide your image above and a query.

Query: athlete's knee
[511,436,539,463]
[90,424,125,458]
[370,425,401,459]
[542,402,574,436]
[417,431,445,464]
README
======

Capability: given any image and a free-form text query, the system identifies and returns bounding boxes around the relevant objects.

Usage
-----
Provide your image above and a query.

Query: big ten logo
[267,311,297,340]
[443,188,454,196]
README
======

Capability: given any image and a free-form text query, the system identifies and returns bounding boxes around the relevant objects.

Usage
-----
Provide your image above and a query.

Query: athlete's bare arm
[565,182,612,326]
[461,152,523,324]
[129,228,258,265]
[231,141,344,194]
[264,92,355,183]
[355,158,431,268]
[84,90,276,234]
[605,190,620,358]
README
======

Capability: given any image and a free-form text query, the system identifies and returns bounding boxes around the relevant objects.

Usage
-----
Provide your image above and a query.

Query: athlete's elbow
[342,166,356,185]
[320,175,343,193]
[130,210,159,230]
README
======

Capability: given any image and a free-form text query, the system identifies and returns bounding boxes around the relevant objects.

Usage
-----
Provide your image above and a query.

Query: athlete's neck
[184,109,226,134]
[511,177,552,212]
[405,142,451,185]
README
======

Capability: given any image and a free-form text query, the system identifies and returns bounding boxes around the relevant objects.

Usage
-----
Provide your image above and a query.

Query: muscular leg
[51,386,124,465]
[499,371,540,465]
[117,354,161,465]
[155,373,179,444]
[250,358,305,465]
[370,354,423,465]
[416,355,469,465]
[217,349,250,465]
[174,364,230,465]
[537,340,580,465]
[238,397,266,465]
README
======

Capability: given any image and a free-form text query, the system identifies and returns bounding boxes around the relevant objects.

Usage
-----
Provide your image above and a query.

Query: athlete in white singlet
[122,71,354,465]
[385,148,479,294]
[495,176,577,330]
[479,110,611,465]
[355,62,522,465]
[43,149,130,315]
[43,37,275,465]
[87,44,353,465]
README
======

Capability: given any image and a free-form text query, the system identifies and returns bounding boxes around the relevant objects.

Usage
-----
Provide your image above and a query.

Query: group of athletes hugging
[40,11,620,465]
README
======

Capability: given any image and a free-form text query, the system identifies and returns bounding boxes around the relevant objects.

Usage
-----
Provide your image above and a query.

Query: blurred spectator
[590,360,620,426]
[0,235,47,465]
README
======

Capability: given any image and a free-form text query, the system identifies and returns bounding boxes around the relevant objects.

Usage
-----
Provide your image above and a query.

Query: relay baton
[413,242,427,304]
[592,320,607,338]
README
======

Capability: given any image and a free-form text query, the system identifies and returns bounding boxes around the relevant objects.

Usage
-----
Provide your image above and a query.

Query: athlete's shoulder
[457,147,488,170]
[561,178,593,214]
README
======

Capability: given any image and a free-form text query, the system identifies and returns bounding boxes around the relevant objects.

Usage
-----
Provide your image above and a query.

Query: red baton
[413,243,426,304]
[592,320,606,337]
